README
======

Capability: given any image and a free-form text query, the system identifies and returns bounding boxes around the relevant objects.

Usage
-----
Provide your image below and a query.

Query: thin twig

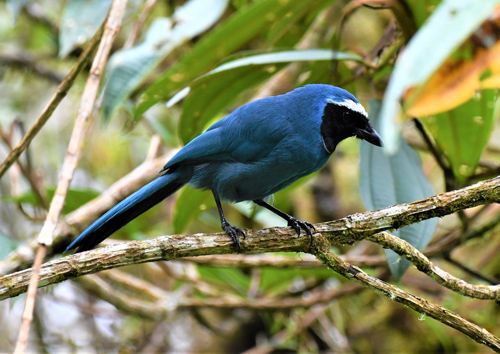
[413,119,448,172]
[424,206,500,256]
[444,254,500,285]
[124,0,158,48]
[99,269,172,301]
[12,247,46,354]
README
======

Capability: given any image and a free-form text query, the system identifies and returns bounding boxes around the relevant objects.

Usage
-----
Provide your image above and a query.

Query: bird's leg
[253,199,316,245]
[213,192,245,252]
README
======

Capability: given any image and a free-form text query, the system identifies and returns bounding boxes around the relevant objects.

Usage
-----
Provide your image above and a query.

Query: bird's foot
[287,217,316,246]
[221,222,245,253]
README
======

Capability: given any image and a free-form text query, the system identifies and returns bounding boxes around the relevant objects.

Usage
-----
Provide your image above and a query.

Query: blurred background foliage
[1,0,500,352]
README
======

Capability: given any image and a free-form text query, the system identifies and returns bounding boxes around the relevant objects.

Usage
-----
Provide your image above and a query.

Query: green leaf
[55,188,101,214]
[260,267,333,294]
[59,0,112,57]
[379,0,500,153]
[135,0,316,119]
[172,49,362,143]
[145,116,179,148]
[101,0,229,120]
[421,90,499,186]
[200,49,361,77]
[265,0,330,45]
[173,186,215,234]
[360,100,438,280]
[197,266,250,294]
[405,0,442,27]
[7,187,100,215]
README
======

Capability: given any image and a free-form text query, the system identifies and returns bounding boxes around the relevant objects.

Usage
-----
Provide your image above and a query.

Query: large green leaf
[379,0,500,153]
[134,0,324,119]
[101,0,229,120]
[197,49,360,77]
[421,89,499,186]
[170,49,362,143]
[360,100,438,280]
[59,0,113,57]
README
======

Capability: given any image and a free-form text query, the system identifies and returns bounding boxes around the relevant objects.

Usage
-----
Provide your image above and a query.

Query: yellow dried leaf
[406,41,500,117]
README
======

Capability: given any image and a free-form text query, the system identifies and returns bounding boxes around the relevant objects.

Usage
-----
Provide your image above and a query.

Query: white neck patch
[327,98,367,117]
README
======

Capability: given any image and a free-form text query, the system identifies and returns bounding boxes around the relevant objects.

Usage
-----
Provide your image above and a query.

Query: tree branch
[367,232,500,300]
[310,235,500,352]
[1,175,499,301]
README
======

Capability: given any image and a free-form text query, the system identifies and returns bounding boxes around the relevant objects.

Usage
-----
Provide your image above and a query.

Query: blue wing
[162,96,290,170]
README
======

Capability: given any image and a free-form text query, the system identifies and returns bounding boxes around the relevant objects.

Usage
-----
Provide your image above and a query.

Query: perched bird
[65,84,382,253]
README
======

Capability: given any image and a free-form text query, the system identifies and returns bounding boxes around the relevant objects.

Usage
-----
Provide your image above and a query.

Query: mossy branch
[0,175,499,303]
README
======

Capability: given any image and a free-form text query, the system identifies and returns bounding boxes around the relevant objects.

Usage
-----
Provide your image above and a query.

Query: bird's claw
[287,217,316,246]
[221,222,245,253]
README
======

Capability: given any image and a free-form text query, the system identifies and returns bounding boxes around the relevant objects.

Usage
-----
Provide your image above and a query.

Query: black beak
[356,125,383,147]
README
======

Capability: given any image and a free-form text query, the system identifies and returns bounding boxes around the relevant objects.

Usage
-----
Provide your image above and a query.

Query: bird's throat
[320,103,346,154]
[320,102,361,154]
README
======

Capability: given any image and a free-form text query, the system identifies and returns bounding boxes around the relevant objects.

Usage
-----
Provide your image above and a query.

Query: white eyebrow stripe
[327,98,368,117]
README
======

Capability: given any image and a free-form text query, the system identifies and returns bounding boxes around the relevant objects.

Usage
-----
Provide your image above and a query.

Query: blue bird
[65,84,382,253]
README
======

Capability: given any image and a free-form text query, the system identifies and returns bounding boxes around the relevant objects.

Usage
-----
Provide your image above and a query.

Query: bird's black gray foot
[287,217,315,242]
[213,192,245,252]
[253,199,316,245]
[221,221,245,252]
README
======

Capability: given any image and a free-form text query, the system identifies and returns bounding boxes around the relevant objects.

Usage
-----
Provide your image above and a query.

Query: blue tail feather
[65,172,185,253]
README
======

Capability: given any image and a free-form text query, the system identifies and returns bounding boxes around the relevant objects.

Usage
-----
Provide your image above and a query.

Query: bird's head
[316,85,382,154]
